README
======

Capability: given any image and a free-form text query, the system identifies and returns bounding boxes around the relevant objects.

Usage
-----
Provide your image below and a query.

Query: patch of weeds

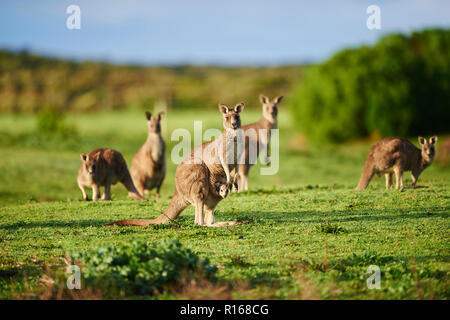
[0,269,17,278]
[148,222,180,230]
[338,251,394,269]
[384,262,447,281]
[0,107,81,150]
[308,261,331,273]
[297,259,333,273]
[36,106,78,139]
[315,222,347,234]
[226,255,253,268]
[71,239,217,296]
[285,241,302,247]
[235,215,256,224]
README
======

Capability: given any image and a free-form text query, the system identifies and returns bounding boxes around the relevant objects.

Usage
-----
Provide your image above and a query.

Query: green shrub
[339,251,393,268]
[71,239,217,296]
[289,28,450,143]
[36,106,78,139]
[315,222,347,234]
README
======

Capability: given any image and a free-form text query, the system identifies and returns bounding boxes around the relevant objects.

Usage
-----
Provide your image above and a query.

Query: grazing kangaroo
[106,102,245,227]
[237,94,283,191]
[78,148,147,201]
[355,136,438,190]
[130,111,166,199]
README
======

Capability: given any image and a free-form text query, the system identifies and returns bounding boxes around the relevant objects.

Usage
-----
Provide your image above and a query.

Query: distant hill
[0,50,305,113]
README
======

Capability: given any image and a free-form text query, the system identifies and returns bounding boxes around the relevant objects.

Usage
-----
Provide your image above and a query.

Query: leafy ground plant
[72,239,217,296]
[315,222,347,234]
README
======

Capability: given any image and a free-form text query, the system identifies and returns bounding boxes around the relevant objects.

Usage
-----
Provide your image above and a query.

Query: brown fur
[78,148,147,201]
[356,136,438,190]
[237,94,283,191]
[130,111,166,199]
[213,175,229,199]
[105,102,244,227]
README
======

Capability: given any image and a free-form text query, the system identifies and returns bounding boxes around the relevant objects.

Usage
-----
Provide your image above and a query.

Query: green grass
[0,109,449,299]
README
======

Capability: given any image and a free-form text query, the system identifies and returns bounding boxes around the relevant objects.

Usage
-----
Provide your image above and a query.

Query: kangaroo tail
[105,189,189,227]
[105,219,157,227]
[122,171,147,201]
[355,157,375,190]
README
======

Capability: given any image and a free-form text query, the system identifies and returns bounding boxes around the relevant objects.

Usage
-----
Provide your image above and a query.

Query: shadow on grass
[218,206,448,225]
[1,206,447,231]
[0,219,120,230]
[231,185,351,197]
[0,215,195,230]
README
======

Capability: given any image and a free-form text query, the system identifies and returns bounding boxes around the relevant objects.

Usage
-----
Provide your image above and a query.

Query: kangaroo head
[418,136,438,161]
[219,102,244,131]
[145,111,164,133]
[215,182,229,198]
[260,94,283,123]
[80,152,100,176]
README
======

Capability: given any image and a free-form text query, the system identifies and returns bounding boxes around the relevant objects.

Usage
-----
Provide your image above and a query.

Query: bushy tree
[289,29,450,143]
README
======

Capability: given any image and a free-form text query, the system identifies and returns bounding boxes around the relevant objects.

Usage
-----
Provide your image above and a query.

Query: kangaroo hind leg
[385,173,392,189]
[194,200,205,226]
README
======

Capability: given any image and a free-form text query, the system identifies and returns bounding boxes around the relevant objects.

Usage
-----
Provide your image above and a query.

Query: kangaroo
[206,172,229,199]
[78,148,147,201]
[130,111,166,199]
[105,102,245,227]
[355,136,438,190]
[237,94,283,191]
[214,178,230,199]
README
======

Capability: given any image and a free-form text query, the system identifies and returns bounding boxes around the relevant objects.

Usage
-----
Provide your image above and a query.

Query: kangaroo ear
[218,104,229,114]
[418,136,426,145]
[145,111,152,120]
[234,102,245,113]
[273,96,284,104]
[429,136,438,144]
[157,111,165,121]
[259,94,269,105]
[80,153,87,161]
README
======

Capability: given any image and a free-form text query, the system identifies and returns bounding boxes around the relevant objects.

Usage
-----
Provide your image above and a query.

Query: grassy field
[0,109,449,299]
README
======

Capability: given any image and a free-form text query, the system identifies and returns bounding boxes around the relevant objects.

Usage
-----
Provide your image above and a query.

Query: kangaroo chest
[149,136,164,163]
[224,132,242,167]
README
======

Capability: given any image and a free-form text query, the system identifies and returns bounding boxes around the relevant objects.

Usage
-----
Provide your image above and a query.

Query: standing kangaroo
[237,94,283,191]
[106,102,245,227]
[356,136,438,190]
[130,111,166,199]
[78,148,147,201]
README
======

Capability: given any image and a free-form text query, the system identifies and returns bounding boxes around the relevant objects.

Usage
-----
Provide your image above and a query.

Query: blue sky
[0,0,449,65]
